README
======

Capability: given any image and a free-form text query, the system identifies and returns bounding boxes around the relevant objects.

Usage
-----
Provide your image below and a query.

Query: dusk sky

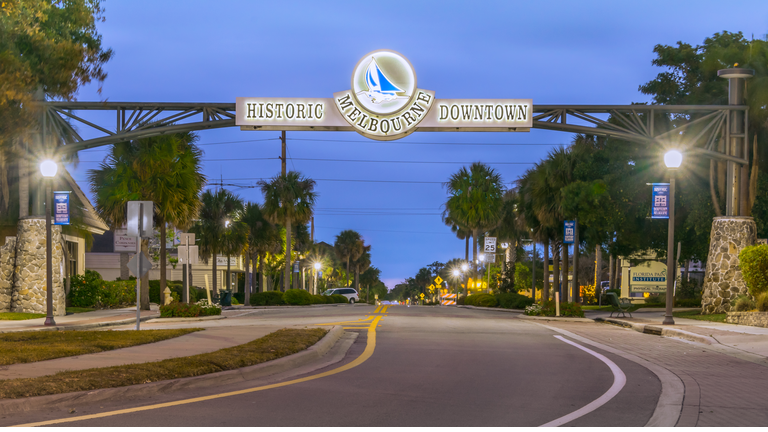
[68,1,768,288]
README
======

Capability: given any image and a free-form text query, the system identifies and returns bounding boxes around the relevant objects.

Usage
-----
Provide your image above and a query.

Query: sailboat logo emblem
[363,57,404,104]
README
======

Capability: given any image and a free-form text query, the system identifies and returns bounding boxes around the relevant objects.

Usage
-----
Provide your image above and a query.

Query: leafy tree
[259,172,317,290]
[221,215,248,294]
[88,132,205,308]
[190,189,243,298]
[334,229,363,287]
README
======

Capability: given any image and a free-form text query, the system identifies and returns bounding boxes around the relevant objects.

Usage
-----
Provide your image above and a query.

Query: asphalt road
[5,305,662,427]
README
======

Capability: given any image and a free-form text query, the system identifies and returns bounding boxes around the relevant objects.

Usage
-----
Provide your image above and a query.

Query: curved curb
[517,315,594,323]
[146,315,227,323]
[0,326,346,416]
[595,318,717,345]
[536,323,683,427]
[457,305,523,313]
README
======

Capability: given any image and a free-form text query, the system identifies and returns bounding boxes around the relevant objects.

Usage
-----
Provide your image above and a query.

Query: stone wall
[726,311,768,328]
[701,217,757,314]
[10,218,65,315]
[0,237,16,312]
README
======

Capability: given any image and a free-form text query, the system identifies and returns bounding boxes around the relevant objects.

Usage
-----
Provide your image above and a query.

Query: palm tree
[221,215,248,294]
[334,229,363,287]
[444,162,505,280]
[258,171,317,291]
[442,212,471,262]
[191,188,243,298]
[242,202,276,301]
[490,189,528,292]
[351,244,371,293]
[88,132,205,309]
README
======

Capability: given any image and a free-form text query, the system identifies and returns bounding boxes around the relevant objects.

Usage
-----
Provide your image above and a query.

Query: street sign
[177,245,199,264]
[419,293,425,299]
[114,228,137,252]
[484,237,497,253]
[127,251,152,278]
[53,191,70,225]
[651,183,670,219]
[127,201,153,238]
[564,221,575,244]
[434,275,443,285]
[428,284,435,292]
[179,232,195,245]
[486,254,496,263]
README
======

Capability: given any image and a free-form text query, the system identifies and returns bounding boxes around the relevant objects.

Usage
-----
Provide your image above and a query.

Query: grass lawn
[0,328,327,399]
[582,306,612,311]
[0,328,200,366]
[66,307,95,314]
[0,312,46,320]
[673,309,727,323]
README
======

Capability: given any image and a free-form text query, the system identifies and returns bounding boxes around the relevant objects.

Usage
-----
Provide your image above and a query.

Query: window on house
[66,241,78,276]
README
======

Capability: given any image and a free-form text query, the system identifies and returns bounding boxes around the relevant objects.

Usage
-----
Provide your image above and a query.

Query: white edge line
[539,335,627,427]
[535,323,683,427]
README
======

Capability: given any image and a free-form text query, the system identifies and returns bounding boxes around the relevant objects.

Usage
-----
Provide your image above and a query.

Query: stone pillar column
[11,218,66,315]
[0,237,17,312]
[701,216,757,314]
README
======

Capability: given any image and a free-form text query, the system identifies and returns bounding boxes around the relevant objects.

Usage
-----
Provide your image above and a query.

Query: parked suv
[324,288,360,304]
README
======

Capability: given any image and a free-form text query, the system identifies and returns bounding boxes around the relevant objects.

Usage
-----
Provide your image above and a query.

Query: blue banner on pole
[53,191,70,225]
[563,220,575,244]
[651,183,670,219]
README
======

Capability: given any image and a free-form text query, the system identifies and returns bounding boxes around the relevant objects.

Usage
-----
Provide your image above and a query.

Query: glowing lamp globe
[40,160,57,178]
[452,269,461,277]
[461,263,469,272]
[479,254,485,262]
[664,150,683,169]
[314,262,322,270]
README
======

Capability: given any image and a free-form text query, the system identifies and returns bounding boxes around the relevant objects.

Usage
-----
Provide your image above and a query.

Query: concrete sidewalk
[0,305,160,333]
[586,308,768,360]
[0,325,282,380]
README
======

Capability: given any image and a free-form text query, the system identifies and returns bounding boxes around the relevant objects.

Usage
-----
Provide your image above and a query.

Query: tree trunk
[354,265,359,292]
[120,253,129,280]
[542,238,550,303]
[509,241,517,291]
[259,253,265,293]
[285,215,292,291]
[344,256,349,287]
[141,239,150,310]
[465,236,469,262]
[608,254,615,291]
[572,221,580,304]
[212,247,218,298]
[472,228,479,281]
[226,254,231,292]
[684,258,690,282]
[244,250,251,305]
[18,151,28,218]
[562,241,569,302]
[160,220,167,305]
[595,244,602,298]
[552,242,560,303]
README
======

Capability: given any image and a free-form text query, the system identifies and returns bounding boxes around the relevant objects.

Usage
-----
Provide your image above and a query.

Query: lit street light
[313,262,322,295]
[663,149,681,325]
[40,160,57,326]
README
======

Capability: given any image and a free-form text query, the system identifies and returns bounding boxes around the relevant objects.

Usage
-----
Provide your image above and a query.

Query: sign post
[178,233,198,304]
[127,201,153,330]
[651,183,670,219]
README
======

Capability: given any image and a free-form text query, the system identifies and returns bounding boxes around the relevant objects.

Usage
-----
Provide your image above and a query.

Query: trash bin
[219,290,232,307]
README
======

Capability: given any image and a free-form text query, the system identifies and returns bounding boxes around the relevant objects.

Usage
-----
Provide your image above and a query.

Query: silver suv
[324,288,360,304]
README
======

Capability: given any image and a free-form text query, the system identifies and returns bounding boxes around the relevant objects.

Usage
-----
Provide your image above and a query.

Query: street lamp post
[461,262,469,298]
[314,262,321,295]
[663,150,682,325]
[40,160,57,326]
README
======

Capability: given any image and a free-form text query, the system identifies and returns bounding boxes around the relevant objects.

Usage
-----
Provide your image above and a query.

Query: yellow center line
[373,305,382,313]
[12,315,384,428]
[314,316,374,326]
[381,305,389,314]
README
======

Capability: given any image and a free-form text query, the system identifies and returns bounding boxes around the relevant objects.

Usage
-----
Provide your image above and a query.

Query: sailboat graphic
[363,57,404,103]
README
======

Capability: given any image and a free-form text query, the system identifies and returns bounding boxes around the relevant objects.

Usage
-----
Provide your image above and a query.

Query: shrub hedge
[284,289,313,305]
[495,292,535,309]
[69,271,135,309]
[757,292,768,312]
[159,301,222,318]
[330,294,349,303]
[311,295,327,304]
[739,245,768,297]
[250,291,285,306]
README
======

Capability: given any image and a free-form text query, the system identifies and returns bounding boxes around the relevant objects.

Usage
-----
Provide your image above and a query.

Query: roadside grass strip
[66,307,96,314]
[0,328,326,400]
[0,329,201,366]
[13,319,380,427]
[672,309,727,323]
[0,312,46,321]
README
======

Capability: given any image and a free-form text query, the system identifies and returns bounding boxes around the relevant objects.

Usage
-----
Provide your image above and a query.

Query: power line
[73,157,535,165]
[79,137,280,152]
[288,138,566,146]
[315,225,455,235]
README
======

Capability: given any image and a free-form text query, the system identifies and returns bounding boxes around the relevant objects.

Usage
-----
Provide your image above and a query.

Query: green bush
[739,245,768,297]
[756,292,768,312]
[559,301,585,317]
[732,294,755,312]
[495,292,535,309]
[232,292,245,304]
[457,295,466,305]
[330,294,348,304]
[68,274,135,309]
[160,303,202,318]
[675,298,702,308]
[464,294,478,306]
[284,289,312,305]
[250,291,285,306]
[475,293,498,307]
[644,294,665,306]
[676,278,699,299]
[311,294,327,304]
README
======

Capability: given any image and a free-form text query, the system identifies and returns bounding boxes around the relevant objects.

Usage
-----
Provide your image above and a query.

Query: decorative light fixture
[664,150,683,169]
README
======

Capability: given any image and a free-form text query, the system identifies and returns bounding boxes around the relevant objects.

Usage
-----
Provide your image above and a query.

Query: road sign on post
[484,237,497,253]
[127,201,153,331]
[178,232,196,304]
[564,221,575,244]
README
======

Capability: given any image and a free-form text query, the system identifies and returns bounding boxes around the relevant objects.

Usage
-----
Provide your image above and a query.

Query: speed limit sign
[484,237,497,253]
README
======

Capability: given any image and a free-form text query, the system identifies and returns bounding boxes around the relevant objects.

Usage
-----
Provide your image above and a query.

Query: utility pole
[280,131,286,175]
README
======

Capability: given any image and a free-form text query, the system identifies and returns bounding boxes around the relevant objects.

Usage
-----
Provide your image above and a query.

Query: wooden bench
[605,292,634,318]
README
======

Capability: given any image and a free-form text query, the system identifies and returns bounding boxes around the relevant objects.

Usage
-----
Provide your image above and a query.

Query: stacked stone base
[701,217,757,314]
[726,311,768,327]
[0,218,65,316]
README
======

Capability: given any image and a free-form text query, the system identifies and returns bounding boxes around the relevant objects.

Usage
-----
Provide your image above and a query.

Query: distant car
[323,288,360,304]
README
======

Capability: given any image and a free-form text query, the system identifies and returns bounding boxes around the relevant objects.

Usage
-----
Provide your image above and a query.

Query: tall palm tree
[88,132,205,309]
[442,212,471,262]
[444,162,505,280]
[191,188,243,298]
[334,229,363,287]
[490,189,528,292]
[258,171,317,291]
[351,244,371,293]
[221,214,248,294]
[242,202,276,301]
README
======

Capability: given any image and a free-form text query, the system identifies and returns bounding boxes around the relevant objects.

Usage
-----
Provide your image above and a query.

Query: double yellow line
[12,316,384,427]
[373,305,389,314]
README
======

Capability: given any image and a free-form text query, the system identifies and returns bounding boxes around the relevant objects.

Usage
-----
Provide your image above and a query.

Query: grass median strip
[0,329,201,366]
[0,312,46,321]
[0,328,327,399]
[672,309,727,323]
